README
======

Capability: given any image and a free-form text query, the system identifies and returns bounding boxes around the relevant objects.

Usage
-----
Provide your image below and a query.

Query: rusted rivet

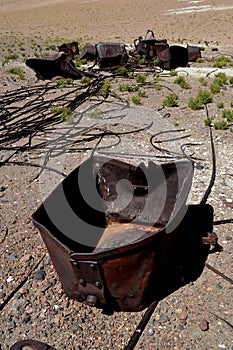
[86,295,97,307]
[70,259,79,268]
[79,278,86,286]
[128,293,135,298]
[94,281,102,289]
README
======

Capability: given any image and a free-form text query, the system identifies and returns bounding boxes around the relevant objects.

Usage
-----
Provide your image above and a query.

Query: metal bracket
[70,259,106,307]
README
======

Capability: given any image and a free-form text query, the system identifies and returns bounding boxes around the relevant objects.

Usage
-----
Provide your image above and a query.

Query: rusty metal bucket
[32,156,193,312]
[96,43,129,68]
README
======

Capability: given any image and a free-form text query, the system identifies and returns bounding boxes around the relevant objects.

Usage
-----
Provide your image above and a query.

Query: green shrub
[204,118,212,126]
[132,95,142,105]
[136,73,147,84]
[213,55,231,68]
[80,76,91,84]
[215,72,227,85]
[197,89,213,104]
[217,101,224,109]
[198,77,208,86]
[115,66,129,76]
[56,78,73,88]
[89,109,103,119]
[222,108,233,123]
[196,57,204,63]
[188,90,213,110]
[7,67,25,80]
[188,97,203,110]
[210,82,221,94]
[162,93,178,107]
[100,79,111,96]
[169,70,177,76]
[118,83,138,92]
[173,76,191,89]
[155,84,162,91]
[50,106,73,121]
[214,120,228,130]
[5,53,19,60]
[138,90,147,98]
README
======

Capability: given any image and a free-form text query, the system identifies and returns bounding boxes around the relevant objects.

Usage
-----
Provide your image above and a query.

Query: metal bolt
[86,295,97,307]
[90,263,96,270]
[128,293,135,298]
[94,281,102,289]
[79,278,86,286]
[70,259,79,268]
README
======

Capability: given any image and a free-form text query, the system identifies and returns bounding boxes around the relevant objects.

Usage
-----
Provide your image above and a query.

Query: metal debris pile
[26,30,201,80]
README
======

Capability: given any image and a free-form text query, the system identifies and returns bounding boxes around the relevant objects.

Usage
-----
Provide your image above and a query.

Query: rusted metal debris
[25,31,202,80]
[26,41,95,80]
[10,339,57,350]
[32,156,194,312]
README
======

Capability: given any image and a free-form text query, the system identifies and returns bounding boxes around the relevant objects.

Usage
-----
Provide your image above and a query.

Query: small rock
[33,270,46,281]
[7,276,14,283]
[218,345,226,349]
[44,256,52,265]
[7,320,16,330]
[147,328,155,336]
[178,311,188,320]
[160,314,170,323]
[22,312,31,323]
[199,319,209,331]
[0,291,6,299]
[216,284,222,289]
[7,254,16,261]
[20,254,32,263]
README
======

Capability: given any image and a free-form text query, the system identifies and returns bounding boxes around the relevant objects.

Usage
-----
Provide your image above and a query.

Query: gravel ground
[1,1,233,349]
[1,75,233,349]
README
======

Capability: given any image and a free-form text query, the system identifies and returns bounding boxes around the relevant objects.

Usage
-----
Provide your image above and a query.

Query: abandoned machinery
[26,29,201,80]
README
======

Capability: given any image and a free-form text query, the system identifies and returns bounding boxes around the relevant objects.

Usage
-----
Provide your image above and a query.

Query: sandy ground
[0,0,233,47]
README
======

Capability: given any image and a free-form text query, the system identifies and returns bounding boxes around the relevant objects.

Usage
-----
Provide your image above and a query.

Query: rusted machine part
[158,45,189,70]
[132,30,168,60]
[187,44,201,62]
[10,339,57,350]
[96,42,129,69]
[32,156,194,312]
[26,52,95,80]
[58,41,79,58]
[78,44,97,61]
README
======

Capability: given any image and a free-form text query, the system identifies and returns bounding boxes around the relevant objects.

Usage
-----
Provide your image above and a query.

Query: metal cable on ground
[213,218,233,225]
[200,105,216,205]
[205,263,233,285]
[124,301,159,350]
[200,105,233,285]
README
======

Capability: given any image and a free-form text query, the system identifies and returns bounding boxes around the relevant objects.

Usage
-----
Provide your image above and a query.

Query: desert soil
[0,0,233,350]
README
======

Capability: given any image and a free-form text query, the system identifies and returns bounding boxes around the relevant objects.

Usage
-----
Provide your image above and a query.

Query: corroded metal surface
[96,42,129,68]
[158,45,189,70]
[10,339,57,350]
[32,156,195,312]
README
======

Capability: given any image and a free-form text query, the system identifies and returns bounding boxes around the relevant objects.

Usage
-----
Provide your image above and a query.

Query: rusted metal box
[96,43,128,68]
[187,45,202,62]
[32,156,193,312]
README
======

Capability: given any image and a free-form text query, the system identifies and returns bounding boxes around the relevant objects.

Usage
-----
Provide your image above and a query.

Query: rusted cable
[200,105,216,204]
[205,262,233,285]
[1,161,67,177]
[209,311,233,330]
[124,300,159,350]
[0,254,46,311]
[213,218,233,225]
